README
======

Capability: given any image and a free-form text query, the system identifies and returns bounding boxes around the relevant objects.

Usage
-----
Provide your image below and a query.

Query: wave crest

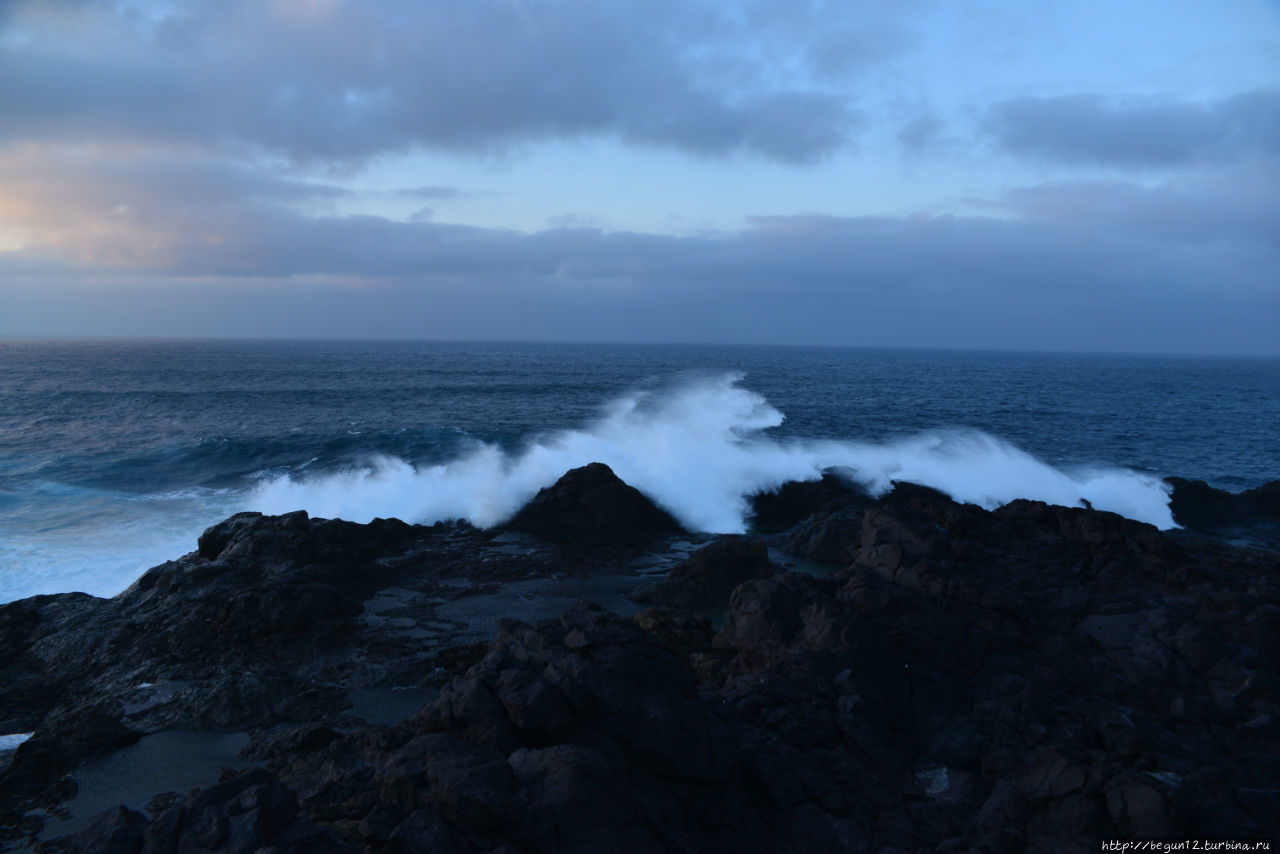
[250,374,1176,531]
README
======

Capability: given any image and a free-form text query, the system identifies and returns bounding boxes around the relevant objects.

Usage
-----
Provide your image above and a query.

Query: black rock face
[748,471,876,533]
[630,537,774,610]
[1167,477,1280,547]
[3,470,1278,852]
[503,462,683,546]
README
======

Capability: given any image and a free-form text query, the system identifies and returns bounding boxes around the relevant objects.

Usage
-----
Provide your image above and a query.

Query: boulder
[43,768,353,854]
[52,805,147,854]
[772,507,865,564]
[504,462,682,546]
[1166,477,1280,548]
[749,472,875,533]
[629,538,774,610]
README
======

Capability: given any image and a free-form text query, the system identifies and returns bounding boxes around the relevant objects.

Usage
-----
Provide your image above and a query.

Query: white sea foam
[0,732,33,751]
[0,486,242,603]
[250,374,1177,532]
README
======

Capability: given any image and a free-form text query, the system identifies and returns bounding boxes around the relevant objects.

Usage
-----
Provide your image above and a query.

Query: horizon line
[2,334,1278,361]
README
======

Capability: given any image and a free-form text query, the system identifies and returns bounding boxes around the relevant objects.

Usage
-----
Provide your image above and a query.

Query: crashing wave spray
[250,374,1176,531]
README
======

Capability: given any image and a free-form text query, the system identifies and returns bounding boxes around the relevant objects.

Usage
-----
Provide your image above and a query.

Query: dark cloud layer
[394,186,465,200]
[1007,171,1280,248]
[5,211,1275,354]
[0,0,866,164]
[985,90,1280,166]
[3,151,1276,354]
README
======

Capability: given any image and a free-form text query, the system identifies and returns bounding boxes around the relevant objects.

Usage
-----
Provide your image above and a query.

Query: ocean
[1,339,1276,603]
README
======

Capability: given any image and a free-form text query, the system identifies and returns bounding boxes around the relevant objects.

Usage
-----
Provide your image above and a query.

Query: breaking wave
[251,374,1176,531]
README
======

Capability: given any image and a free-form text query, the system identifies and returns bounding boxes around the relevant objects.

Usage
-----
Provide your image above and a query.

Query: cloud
[0,0,868,164]
[4,210,1275,354]
[394,185,465,200]
[806,24,914,78]
[5,146,1275,280]
[1006,168,1280,248]
[896,113,945,151]
[0,146,348,268]
[3,145,1275,354]
[985,90,1280,166]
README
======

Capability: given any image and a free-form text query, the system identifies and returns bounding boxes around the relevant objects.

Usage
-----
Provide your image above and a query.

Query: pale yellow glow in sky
[0,232,24,253]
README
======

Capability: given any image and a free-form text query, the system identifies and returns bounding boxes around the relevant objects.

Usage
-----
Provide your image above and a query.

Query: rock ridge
[1,471,1276,852]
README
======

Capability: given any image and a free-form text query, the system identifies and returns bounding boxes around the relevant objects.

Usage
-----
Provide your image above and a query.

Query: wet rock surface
[2,469,1277,852]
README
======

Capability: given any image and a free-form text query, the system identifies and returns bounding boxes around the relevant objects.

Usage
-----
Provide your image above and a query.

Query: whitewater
[3,340,1275,603]
[252,374,1176,533]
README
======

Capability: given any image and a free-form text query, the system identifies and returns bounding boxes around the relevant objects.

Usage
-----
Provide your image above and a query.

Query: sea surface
[1,339,1276,603]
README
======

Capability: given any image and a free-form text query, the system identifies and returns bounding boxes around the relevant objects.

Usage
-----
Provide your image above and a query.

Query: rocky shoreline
[1,465,1277,852]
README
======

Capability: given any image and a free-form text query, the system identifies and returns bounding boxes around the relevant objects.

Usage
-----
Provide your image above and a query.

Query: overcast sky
[1,0,1277,354]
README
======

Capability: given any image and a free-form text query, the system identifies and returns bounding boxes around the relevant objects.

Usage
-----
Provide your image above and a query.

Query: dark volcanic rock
[118,511,422,665]
[0,592,109,734]
[210,606,776,853]
[504,462,682,546]
[132,767,352,853]
[8,702,140,793]
[1167,477,1280,547]
[767,480,943,564]
[11,466,1280,853]
[417,605,737,783]
[772,506,866,564]
[730,489,1278,849]
[50,805,148,854]
[749,471,876,533]
[631,608,715,657]
[629,537,774,610]
[275,606,777,853]
[0,510,517,843]
[1,511,422,737]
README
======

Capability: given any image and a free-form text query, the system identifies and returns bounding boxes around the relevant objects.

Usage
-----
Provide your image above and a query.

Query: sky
[1,0,1277,354]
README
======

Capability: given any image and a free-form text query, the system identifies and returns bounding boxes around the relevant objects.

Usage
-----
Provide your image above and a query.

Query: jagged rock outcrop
[4,471,1278,852]
[748,471,875,533]
[1,513,426,789]
[0,503,670,841]
[504,462,682,546]
[1167,476,1280,548]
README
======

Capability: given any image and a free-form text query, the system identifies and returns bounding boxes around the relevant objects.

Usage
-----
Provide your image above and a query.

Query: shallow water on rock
[433,573,648,642]
[345,687,438,726]
[766,546,842,577]
[41,731,258,841]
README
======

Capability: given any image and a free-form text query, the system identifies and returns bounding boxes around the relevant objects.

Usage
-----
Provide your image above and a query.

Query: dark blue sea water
[1,339,1277,602]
